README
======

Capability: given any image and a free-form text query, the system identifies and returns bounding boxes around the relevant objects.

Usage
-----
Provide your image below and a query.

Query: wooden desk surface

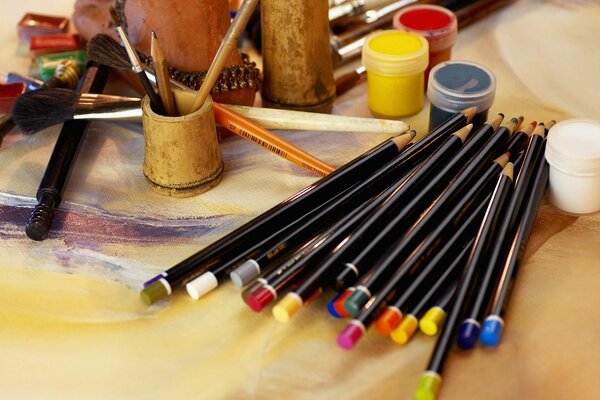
[1,1,599,399]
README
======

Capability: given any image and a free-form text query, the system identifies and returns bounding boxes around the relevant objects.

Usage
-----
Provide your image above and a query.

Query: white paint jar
[545,119,600,215]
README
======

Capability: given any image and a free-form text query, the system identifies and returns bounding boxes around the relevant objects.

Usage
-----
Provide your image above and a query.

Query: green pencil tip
[140,281,169,305]
[415,372,442,400]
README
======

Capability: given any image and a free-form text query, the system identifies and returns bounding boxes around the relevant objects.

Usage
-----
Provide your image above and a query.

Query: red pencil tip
[334,289,354,317]
[245,286,275,312]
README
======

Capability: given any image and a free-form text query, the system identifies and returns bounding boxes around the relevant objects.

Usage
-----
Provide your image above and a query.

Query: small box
[0,82,26,114]
[18,13,69,42]
[30,33,80,56]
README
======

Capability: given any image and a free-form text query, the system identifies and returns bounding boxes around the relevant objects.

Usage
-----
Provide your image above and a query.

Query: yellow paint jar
[362,30,429,118]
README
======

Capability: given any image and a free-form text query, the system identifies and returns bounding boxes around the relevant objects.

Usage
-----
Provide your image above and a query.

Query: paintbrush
[108,7,166,115]
[189,0,259,112]
[12,88,141,133]
[86,35,408,134]
[13,87,409,135]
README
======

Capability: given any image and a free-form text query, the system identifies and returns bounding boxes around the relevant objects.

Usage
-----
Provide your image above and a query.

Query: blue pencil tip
[457,320,480,350]
[327,294,342,319]
[480,316,504,347]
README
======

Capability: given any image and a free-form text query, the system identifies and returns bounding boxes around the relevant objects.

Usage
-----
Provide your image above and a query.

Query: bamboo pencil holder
[141,96,223,197]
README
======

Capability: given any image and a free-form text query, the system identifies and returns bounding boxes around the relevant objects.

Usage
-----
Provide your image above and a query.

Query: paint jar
[141,95,224,197]
[393,5,457,88]
[545,119,600,215]
[362,30,429,118]
[427,60,496,131]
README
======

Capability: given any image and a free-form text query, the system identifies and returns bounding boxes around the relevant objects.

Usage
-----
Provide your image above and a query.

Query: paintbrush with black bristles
[87,33,190,91]
[108,7,167,115]
[12,88,142,133]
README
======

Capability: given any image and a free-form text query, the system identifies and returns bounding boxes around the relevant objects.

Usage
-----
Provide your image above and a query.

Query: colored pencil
[185,183,360,299]
[337,179,495,349]
[456,141,533,349]
[543,120,556,136]
[459,125,545,345]
[275,148,510,324]
[326,291,345,319]
[270,162,417,321]
[140,134,408,304]
[338,115,503,295]
[505,120,535,156]
[228,131,417,289]
[331,124,473,297]
[420,281,460,337]
[389,251,465,345]
[244,234,328,312]
[415,163,515,400]
[335,116,517,290]
[480,125,548,347]
[212,104,335,177]
[25,62,108,241]
[373,202,483,337]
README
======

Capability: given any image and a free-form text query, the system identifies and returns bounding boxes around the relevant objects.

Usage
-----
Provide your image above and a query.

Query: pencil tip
[503,162,514,180]
[489,113,504,130]
[454,123,473,143]
[495,152,510,167]
[462,107,478,123]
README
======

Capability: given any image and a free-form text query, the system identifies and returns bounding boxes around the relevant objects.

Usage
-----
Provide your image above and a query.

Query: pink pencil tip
[337,323,364,350]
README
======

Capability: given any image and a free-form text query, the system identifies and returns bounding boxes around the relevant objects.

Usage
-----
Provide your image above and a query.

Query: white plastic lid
[186,271,219,300]
[546,119,600,176]
[427,60,496,112]
[362,30,429,76]
[393,5,458,52]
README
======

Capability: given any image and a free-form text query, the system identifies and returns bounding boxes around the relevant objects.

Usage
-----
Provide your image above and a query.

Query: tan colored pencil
[150,32,176,116]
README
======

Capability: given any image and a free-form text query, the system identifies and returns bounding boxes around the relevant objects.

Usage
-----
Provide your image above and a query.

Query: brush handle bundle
[73,0,256,107]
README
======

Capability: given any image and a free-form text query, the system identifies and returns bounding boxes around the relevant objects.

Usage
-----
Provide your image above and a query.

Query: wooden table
[1,1,599,399]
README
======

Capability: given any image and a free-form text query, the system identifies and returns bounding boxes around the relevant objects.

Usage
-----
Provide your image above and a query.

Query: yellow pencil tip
[272,293,303,323]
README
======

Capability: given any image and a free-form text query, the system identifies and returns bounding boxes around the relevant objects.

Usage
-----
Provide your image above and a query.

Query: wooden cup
[141,96,223,197]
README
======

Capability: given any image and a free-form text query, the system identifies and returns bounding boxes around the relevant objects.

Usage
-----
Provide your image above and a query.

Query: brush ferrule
[116,27,144,73]
[74,95,142,121]
[74,105,142,121]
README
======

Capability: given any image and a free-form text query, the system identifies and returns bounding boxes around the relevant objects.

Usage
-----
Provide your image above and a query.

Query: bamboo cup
[141,96,223,197]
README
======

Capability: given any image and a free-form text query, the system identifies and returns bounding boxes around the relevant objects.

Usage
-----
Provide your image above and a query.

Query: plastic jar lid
[362,30,429,76]
[427,60,496,112]
[546,119,600,176]
[393,5,458,52]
